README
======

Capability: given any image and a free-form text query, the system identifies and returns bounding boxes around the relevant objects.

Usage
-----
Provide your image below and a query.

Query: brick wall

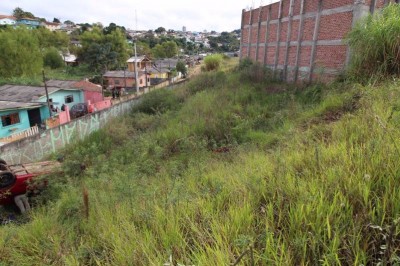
[240,0,391,82]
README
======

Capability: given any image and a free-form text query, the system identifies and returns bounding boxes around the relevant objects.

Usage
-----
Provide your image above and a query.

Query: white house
[0,15,16,26]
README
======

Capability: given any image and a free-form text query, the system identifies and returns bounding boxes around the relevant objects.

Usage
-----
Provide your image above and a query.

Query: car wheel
[0,171,16,189]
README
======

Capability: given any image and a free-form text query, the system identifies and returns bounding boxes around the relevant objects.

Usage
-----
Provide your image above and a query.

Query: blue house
[0,101,47,139]
[17,17,40,28]
[0,84,84,139]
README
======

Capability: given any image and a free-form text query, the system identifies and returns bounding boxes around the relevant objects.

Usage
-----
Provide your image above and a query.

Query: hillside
[1,58,400,265]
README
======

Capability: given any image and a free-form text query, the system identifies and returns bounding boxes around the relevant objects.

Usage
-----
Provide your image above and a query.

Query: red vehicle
[0,159,61,210]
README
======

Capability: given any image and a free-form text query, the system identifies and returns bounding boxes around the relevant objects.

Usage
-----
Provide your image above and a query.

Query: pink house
[46,79,103,104]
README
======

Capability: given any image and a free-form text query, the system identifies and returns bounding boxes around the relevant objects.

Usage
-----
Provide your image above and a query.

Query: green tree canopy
[78,27,129,72]
[155,27,166,34]
[162,41,178,58]
[34,27,69,50]
[43,47,64,69]
[0,28,42,77]
[176,60,187,77]
[12,7,35,19]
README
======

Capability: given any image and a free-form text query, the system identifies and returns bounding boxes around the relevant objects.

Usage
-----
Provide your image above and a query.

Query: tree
[12,7,35,19]
[0,28,42,77]
[34,27,69,49]
[152,44,166,58]
[155,27,166,34]
[44,47,64,69]
[176,60,187,77]
[79,27,128,71]
[162,41,178,58]
[53,18,60,23]
[64,20,75,25]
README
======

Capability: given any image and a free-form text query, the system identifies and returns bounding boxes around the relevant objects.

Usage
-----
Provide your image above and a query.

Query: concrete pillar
[263,6,272,65]
[346,0,370,66]
[274,0,283,73]
[284,0,295,81]
[294,0,305,82]
[309,0,323,83]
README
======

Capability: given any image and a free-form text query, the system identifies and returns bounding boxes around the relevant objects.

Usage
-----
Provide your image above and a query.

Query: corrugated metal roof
[126,56,150,63]
[46,79,101,92]
[46,80,77,88]
[103,71,146,78]
[0,85,60,102]
[0,100,45,111]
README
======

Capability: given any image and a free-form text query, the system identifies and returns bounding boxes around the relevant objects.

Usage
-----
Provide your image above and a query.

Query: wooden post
[294,0,305,82]
[283,0,295,81]
[309,0,323,83]
[42,70,52,118]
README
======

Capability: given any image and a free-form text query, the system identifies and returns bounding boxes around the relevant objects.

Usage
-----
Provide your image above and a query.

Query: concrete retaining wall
[0,97,141,164]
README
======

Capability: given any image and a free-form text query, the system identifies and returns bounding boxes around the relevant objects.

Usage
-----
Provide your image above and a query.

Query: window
[1,113,20,127]
[140,79,143,84]
[65,95,74,103]
[114,79,120,85]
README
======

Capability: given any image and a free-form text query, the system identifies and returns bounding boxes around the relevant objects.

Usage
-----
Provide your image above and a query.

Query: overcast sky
[0,0,279,32]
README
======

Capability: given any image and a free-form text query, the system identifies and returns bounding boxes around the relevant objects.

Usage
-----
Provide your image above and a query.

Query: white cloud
[0,0,267,32]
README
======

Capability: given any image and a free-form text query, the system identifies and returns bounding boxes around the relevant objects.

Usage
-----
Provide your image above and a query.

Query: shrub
[347,4,400,80]
[187,71,226,95]
[133,89,180,114]
[204,54,223,71]
[43,47,64,69]
[238,58,274,83]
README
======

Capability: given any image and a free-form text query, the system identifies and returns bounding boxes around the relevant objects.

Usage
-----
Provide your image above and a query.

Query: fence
[0,125,39,144]
[240,0,395,82]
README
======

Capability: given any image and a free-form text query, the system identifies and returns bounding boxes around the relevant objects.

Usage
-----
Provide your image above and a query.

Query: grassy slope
[1,59,400,265]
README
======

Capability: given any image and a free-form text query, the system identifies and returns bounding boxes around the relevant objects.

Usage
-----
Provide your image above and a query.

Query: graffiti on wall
[0,99,138,164]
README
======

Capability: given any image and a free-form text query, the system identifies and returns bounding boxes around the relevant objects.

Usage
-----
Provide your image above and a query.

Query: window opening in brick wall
[1,113,20,127]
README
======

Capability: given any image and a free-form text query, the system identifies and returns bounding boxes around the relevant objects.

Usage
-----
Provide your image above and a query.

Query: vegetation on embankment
[1,55,400,265]
[347,3,400,82]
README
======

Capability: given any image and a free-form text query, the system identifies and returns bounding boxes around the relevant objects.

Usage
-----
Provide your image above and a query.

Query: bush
[347,4,400,80]
[238,58,275,83]
[44,47,64,69]
[133,89,180,115]
[187,71,226,95]
[204,54,223,71]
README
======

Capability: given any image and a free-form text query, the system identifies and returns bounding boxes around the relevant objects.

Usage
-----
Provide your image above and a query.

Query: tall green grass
[347,4,400,81]
[1,59,400,265]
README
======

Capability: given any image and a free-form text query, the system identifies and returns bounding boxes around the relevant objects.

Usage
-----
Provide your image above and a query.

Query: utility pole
[134,42,139,94]
[42,70,52,118]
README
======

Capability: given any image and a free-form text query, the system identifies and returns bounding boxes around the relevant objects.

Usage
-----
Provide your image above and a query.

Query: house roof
[0,15,16,20]
[71,80,102,92]
[44,21,60,26]
[103,71,146,78]
[0,100,45,112]
[0,85,61,102]
[46,79,102,92]
[127,56,150,63]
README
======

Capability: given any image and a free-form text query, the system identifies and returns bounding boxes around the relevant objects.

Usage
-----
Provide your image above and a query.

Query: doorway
[27,108,42,127]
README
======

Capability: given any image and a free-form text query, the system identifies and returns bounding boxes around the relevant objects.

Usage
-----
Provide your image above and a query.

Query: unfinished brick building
[240,0,398,82]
